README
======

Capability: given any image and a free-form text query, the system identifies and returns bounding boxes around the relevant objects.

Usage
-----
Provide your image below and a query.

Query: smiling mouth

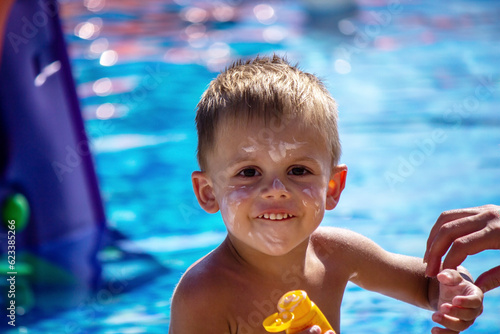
[257,213,294,221]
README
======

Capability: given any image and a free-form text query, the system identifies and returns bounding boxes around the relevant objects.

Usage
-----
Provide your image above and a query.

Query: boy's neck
[223,234,311,279]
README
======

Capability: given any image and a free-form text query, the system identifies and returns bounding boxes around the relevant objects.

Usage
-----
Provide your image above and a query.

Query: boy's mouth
[257,213,294,221]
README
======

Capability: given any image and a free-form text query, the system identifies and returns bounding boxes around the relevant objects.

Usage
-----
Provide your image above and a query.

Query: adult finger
[475,265,500,293]
[426,209,476,257]
[426,206,500,258]
[425,216,484,276]
[442,228,498,270]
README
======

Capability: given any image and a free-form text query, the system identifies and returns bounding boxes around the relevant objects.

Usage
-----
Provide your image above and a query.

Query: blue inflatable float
[0,0,165,324]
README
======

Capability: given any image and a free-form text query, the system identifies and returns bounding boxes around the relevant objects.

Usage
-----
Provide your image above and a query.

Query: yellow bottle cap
[278,290,311,319]
[263,311,294,332]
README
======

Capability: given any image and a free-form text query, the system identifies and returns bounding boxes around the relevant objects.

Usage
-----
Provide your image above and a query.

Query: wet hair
[195,54,341,171]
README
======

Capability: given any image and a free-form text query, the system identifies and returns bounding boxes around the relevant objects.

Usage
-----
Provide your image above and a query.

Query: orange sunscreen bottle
[262,290,335,334]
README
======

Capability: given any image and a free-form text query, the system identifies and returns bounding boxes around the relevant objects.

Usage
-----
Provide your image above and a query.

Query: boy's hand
[296,326,335,334]
[432,269,483,333]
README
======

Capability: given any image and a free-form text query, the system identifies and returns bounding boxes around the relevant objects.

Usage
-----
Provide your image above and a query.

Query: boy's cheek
[300,186,325,210]
[301,185,323,199]
[225,185,256,200]
[219,186,256,225]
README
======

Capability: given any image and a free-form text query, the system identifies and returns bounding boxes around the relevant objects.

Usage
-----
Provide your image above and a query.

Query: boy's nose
[261,178,290,199]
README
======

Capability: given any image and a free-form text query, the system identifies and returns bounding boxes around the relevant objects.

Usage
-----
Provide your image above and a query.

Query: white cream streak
[241,145,257,153]
[220,186,247,230]
[272,178,286,191]
[267,140,307,162]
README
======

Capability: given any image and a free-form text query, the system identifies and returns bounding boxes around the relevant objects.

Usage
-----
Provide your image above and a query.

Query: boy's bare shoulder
[172,244,230,302]
[310,226,381,264]
[169,243,239,333]
[311,226,367,250]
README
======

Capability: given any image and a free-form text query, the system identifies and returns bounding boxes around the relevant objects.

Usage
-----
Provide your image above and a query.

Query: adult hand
[424,205,500,292]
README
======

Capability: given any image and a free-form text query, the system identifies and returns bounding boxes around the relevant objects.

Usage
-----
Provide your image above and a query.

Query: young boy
[169,55,483,334]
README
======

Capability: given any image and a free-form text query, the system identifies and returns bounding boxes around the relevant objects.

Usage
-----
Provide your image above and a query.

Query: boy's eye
[289,167,309,176]
[237,168,260,177]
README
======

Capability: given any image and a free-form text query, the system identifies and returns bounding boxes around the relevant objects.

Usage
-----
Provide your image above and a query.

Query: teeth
[258,213,293,220]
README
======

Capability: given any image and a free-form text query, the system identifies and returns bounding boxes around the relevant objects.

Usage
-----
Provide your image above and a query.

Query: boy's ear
[192,171,219,214]
[326,164,347,210]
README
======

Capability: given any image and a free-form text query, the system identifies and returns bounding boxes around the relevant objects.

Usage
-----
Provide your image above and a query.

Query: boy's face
[193,118,346,257]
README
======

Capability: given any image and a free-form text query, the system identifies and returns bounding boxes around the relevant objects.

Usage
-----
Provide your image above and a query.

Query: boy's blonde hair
[195,54,341,171]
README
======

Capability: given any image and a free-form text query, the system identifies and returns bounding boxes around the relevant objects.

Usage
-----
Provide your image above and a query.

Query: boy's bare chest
[223,275,347,334]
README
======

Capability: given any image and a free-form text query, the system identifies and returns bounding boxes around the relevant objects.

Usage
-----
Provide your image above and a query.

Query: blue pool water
[18,0,500,332]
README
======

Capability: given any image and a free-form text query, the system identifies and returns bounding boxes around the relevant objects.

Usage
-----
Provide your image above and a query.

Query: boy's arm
[336,229,435,309]
[331,229,483,331]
